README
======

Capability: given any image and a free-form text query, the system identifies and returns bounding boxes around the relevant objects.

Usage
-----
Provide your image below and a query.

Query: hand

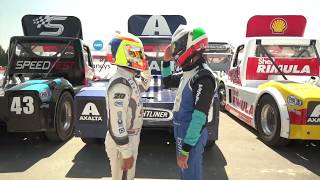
[122,156,134,170]
[164,45,173,62]
[177,154,189,169]
[140,69,151,90]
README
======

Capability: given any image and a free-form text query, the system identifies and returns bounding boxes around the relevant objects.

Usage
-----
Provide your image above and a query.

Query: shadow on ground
[66,129,228,180]
[224,111,320,176]
[0,132,64,173]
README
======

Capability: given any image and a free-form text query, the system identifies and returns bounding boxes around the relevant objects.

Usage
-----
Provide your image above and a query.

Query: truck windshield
[6,40,78,81]
[15,42,75,58]
[256,45,316,59]
[204,43,233,72]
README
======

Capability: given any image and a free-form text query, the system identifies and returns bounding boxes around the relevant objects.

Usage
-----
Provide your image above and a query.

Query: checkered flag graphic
[33,16,50,29]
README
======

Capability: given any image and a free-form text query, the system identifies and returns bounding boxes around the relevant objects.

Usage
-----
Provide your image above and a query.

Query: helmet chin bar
[176,45,198,68]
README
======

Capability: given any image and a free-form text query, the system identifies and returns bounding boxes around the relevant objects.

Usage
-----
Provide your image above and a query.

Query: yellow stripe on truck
[289,124,320,140]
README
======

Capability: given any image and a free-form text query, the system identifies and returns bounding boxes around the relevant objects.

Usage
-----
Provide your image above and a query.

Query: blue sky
[1,0,320,49]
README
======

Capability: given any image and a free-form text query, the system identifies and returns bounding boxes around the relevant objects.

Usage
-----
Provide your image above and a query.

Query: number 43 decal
[10,96,34,114]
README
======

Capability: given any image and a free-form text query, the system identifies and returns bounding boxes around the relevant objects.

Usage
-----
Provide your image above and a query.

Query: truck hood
[259,80,320,100]
[7,79,61,91]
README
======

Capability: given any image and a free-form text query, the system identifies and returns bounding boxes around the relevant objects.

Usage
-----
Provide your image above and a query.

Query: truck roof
[10,36,81,42]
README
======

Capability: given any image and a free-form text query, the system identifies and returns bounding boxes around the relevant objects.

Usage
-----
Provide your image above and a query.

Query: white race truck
[203,42,234,110]
[224,15,320,146]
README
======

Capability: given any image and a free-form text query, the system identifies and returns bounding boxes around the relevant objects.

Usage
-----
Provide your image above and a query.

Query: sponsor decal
[55,61,75,70]
[246,15,306,37]
[15,60,51,70]
[128,15,186,37]
[230,89,253,115]
[79,102,102,121]
[143,108,173,121]
[307,104,320,124]
[117,111,126,134]
[142,15,172,36]
[114,93,126,99]
[149,60,181,75]
[195,84,203,105]
[114,100,124,107]
[93,40,103,51]
[176,137,183,152]
[246,57,320,80]
[256,58,310,74]
[33,15,67,36]
[270,18,287,34]
[93,63,110,71]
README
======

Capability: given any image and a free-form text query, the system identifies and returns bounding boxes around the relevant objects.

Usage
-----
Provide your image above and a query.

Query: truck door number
[10,96,34,115]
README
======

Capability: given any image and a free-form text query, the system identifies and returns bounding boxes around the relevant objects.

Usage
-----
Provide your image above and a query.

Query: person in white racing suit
[162,26,216,180]
[105,32,151,180]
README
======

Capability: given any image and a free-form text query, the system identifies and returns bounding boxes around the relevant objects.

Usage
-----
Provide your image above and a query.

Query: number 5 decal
[10,96,34,114]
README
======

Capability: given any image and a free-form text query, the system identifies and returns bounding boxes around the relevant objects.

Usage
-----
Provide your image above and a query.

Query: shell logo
[270,18,287,34]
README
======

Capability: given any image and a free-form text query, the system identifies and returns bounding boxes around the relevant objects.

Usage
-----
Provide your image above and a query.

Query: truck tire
[46,91,74,141]
[255,95,289,146]
[218,83,226,112]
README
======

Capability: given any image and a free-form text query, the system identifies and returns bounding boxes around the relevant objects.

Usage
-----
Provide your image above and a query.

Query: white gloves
[139,69,151,91]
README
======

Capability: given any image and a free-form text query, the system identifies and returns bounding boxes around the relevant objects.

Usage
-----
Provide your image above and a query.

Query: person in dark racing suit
[105,32,151,180]
[161,25,217,180]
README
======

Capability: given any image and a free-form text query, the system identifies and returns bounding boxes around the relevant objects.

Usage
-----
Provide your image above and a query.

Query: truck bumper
[289,124,320,140]
[5,91,53,132]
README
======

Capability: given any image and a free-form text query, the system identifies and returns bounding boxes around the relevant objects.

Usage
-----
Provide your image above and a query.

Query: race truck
[224,15,320,146]
[0,14,95,141]
[74,15,220,147]
[203,42,234,110]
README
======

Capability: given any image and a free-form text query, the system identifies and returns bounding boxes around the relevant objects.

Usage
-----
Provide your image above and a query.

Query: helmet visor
[125,44,145,60]
[171,33,188,57]
[125,44,148,71]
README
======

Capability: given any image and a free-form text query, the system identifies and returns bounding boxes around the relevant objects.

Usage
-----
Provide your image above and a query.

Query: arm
[182,76,216,153]
[161,61,182,88]
[107,83,132,159]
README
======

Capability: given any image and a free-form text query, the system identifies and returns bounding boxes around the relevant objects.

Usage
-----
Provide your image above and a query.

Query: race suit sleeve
[161,61,182,88]
[182,76,216,152]
[107,83,133,159]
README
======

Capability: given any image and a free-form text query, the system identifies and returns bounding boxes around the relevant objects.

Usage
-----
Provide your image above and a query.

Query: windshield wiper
[44,40,74,78]
[257,40,287,80]
[311,40,320,63]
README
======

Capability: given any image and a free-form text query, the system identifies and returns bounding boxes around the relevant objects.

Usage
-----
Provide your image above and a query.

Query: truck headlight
[288,95,303,106]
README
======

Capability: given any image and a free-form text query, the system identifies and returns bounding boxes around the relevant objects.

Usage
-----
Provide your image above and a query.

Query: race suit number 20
[10,96,34,114]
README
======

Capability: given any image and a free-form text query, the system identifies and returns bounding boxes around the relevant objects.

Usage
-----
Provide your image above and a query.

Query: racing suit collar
[117,66,135,79]
[182,56,204,71]
[183,65,199,78]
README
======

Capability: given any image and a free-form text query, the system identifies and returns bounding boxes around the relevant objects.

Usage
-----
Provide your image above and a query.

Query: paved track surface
[0,112,319,180]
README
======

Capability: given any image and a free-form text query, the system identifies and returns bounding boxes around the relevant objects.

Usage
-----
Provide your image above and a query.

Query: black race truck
[0,14,95,141]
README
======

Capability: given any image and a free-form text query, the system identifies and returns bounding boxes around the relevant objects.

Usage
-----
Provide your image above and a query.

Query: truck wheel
[256,95,289,146]
[46,91,74,142]
[218,83,226,111]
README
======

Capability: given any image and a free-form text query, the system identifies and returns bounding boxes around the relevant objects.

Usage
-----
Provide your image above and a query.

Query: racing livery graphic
[224,15,320,146]
[0,14,95,141]
[74,15,220,147]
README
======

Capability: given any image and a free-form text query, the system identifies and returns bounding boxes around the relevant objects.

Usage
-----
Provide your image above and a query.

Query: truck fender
[254,87,290,138]
[48,78,74,129]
